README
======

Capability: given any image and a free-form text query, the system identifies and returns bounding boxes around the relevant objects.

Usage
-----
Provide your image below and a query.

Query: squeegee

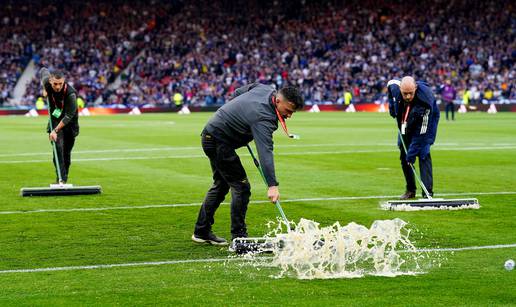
[383,129,478,210]
[20,98,101,197]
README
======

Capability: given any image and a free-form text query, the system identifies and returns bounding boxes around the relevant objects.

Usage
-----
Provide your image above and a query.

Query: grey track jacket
[204,83,279,186]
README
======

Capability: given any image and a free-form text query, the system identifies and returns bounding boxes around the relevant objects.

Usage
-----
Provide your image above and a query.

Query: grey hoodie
[204,83,279,186]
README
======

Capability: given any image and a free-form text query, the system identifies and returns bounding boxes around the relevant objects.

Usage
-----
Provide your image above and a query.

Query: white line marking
[2,146,516,164]
[0,147,200,157]
[0,144,396,158]
[415,243,516,253]
[0,258,238,274]
[0,154,203,164]
[3,191,515,215]
[0,203,203,214]
[0,143,513,158]
[0,144,387,157]
[0,243,515,274]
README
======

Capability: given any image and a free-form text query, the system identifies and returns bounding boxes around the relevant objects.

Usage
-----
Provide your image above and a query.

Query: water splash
[245,218,431,279]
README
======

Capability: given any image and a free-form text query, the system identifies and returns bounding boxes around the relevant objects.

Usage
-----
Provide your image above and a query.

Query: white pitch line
[1,142,509,158]
[0,258,239,274]
[2,191,514,215]
[415,243,516,253]
[0,203,203,214]
[0,147,200,157]
[2,146,516,164]
[0,243,515,274]
[0,144,389,157]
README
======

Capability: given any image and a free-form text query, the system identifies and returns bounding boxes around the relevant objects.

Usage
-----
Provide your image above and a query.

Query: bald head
[400,76,417,102]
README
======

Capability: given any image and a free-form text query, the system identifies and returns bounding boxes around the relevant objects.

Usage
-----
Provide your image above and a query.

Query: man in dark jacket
[40,68,79,184]
[387,76,440,199]
[192,83,304,246]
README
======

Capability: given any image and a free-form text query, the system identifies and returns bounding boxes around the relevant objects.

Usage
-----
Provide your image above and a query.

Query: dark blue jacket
[387,80,440,163]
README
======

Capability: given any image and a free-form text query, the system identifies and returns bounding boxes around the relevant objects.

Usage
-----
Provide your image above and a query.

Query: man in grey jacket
[192,83,304,246]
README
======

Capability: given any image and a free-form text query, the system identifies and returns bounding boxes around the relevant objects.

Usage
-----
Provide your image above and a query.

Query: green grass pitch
[0,112,514,305]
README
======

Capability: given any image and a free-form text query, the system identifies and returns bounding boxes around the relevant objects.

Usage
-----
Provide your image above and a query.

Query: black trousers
[194,132,251,239]
[445,102,455,120]
[400,148,433,197]
[52,128,76,182]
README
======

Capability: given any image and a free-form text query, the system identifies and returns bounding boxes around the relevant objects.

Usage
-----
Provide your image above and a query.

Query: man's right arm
[39,67,50,87]
[387,79,401,118]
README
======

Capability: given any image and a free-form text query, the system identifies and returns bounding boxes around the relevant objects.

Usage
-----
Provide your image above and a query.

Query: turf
[0,112,515,306]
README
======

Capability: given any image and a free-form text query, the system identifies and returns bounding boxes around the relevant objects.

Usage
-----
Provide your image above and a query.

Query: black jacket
[40,68,79,136]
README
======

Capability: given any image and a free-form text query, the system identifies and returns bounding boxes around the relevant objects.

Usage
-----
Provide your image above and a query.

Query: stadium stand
[1,0,514,107]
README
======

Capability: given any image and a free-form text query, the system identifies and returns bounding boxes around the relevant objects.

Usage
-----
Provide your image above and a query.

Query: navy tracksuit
[387,80,440,197]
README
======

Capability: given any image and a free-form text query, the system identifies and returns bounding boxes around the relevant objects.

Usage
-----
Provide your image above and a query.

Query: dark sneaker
[422,191,434,199]
[400,191,416,200]
[191,232,228,246]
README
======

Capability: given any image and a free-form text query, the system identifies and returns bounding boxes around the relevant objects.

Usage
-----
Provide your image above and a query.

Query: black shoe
[400,191,416,200]
[422,192,434,198]
[191,232,228,246]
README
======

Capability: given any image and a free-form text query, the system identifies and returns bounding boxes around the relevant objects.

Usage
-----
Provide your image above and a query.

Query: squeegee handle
[274,200,291,231]
[246,144,267,182]
[47,97,63,183]
[397,128,432,199]
[246,144,291,231]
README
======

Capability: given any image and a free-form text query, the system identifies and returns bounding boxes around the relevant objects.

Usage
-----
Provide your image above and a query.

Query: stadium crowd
[1,1,177,106]
[1,0,514,107]
[0,3,38,106]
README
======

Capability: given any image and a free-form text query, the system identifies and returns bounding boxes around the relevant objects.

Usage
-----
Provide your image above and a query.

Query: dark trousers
[445,102,455,120]
[400,149,433,197]
[52,129,76,182]
[194,133,251,239]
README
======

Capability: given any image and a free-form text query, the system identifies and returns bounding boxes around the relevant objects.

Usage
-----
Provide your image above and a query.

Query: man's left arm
[251,121,278,188]
[405,105,431,163]
[39,67,50,87]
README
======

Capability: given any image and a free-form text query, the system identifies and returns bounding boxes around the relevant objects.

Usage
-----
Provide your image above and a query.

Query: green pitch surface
[0,112,515,305]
